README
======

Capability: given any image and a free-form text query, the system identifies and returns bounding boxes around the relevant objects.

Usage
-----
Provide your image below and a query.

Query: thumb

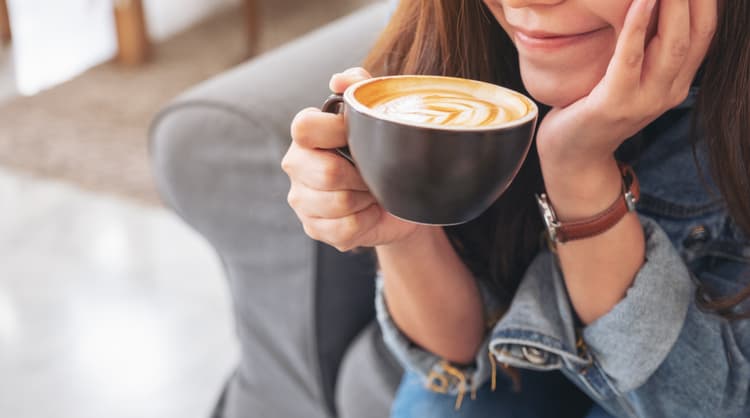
[329,67,372,94]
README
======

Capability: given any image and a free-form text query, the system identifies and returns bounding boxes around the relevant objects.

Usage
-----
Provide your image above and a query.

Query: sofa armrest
[149,2,388,256]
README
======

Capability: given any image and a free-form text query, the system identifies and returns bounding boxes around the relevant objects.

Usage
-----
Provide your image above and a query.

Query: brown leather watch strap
[555,164,640,243]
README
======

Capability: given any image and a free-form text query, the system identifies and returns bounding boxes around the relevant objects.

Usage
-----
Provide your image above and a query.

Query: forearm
[376,227,485,364]
[541,156,646,324]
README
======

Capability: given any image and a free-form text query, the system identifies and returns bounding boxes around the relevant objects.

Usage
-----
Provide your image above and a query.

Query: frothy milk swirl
[367,88,525,128]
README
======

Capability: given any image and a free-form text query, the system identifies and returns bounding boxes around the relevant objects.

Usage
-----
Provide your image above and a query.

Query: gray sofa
[149,3,402,418]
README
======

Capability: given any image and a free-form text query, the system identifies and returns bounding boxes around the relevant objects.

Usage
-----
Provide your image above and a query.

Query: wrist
[375,225,445,257]
[540,155,623,222]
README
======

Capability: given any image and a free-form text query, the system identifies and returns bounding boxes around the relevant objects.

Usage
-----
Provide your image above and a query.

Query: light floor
[0,168,239,418]
[1,2,241,416]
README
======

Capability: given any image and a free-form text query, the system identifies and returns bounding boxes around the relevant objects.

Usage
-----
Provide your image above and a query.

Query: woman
[282,0,750,416]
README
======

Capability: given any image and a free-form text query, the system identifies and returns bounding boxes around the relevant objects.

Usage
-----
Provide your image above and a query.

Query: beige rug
[0,0,373,205]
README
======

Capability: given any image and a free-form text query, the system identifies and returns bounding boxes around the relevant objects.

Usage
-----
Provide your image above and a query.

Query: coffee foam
[353,76,532,129]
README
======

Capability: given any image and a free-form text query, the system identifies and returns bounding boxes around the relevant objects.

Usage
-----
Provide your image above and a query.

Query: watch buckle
[625,190,637,212]
[536,193,561,243]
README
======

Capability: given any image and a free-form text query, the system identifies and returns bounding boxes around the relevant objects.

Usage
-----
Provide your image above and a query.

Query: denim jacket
[376,86,750,417]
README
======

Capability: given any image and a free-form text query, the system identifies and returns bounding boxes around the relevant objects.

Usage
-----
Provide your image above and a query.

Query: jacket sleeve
[375,273,505,396]
[488,215,750,417]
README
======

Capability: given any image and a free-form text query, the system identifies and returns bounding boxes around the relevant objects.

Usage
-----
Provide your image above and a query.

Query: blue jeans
[391,370,606,418]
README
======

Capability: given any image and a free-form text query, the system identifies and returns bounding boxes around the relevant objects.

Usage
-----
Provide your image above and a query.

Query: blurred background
[0,0,372,417]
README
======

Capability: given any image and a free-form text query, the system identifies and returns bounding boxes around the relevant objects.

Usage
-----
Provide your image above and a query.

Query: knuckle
[333,191,356,212]
[290,108,318,145]
[319,162,344,187]
[671,88,690,108]
[302,223,321,242]
[338,214,363,242]
[669,40,690,59]
[627,18,650,38]
[649,95,668,111]
[334,244,353,253]
[694,23,716,40]
[280,150,294,173]
[624,50,644,68]
[642,97,667,118]
[612,114,632,126]
[603,106,630,125]
[286,188,298,208]
[648,105,665,120]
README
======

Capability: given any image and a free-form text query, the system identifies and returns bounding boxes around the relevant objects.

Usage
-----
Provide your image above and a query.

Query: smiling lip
[513,27,606,50]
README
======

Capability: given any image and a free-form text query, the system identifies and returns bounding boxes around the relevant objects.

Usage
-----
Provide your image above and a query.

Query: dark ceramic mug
[322,75,537,225]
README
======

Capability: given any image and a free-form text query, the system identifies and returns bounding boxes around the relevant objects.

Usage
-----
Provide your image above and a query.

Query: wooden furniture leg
[0,0,11,45]
[114,0,151,65]
[244,0,260,57]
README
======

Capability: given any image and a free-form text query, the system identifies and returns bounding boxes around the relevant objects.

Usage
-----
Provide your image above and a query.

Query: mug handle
[321,93,355,165]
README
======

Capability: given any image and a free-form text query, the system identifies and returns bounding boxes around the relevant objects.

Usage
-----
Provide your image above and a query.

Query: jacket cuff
[581,215,693,391]
[490,215,693,395]
[375,274,495,396]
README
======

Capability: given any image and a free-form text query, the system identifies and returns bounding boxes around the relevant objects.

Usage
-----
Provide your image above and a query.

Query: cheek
[599,1,646,38]
[483,0,511,33]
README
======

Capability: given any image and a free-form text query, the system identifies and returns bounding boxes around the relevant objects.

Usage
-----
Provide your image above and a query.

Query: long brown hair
[363,0,750,318]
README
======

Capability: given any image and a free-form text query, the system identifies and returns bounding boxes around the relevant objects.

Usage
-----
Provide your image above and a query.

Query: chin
[525,86,583,108]
[519,63,602,108]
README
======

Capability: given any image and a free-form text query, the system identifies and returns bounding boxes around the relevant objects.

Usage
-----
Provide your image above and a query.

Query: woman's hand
[534,0,718,324]
[536,0,717,194]
[284,74,481,363]
[282,68,423,252]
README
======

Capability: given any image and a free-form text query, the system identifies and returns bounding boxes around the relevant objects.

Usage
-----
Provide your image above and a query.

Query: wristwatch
[536,163,640,245]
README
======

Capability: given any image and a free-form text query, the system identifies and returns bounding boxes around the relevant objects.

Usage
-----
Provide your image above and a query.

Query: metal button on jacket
[521,346,548,365]
[683,225,709,249]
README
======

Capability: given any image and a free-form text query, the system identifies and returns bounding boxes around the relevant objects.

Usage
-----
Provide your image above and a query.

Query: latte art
[370,89,520,127]
[351,76,534,130]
